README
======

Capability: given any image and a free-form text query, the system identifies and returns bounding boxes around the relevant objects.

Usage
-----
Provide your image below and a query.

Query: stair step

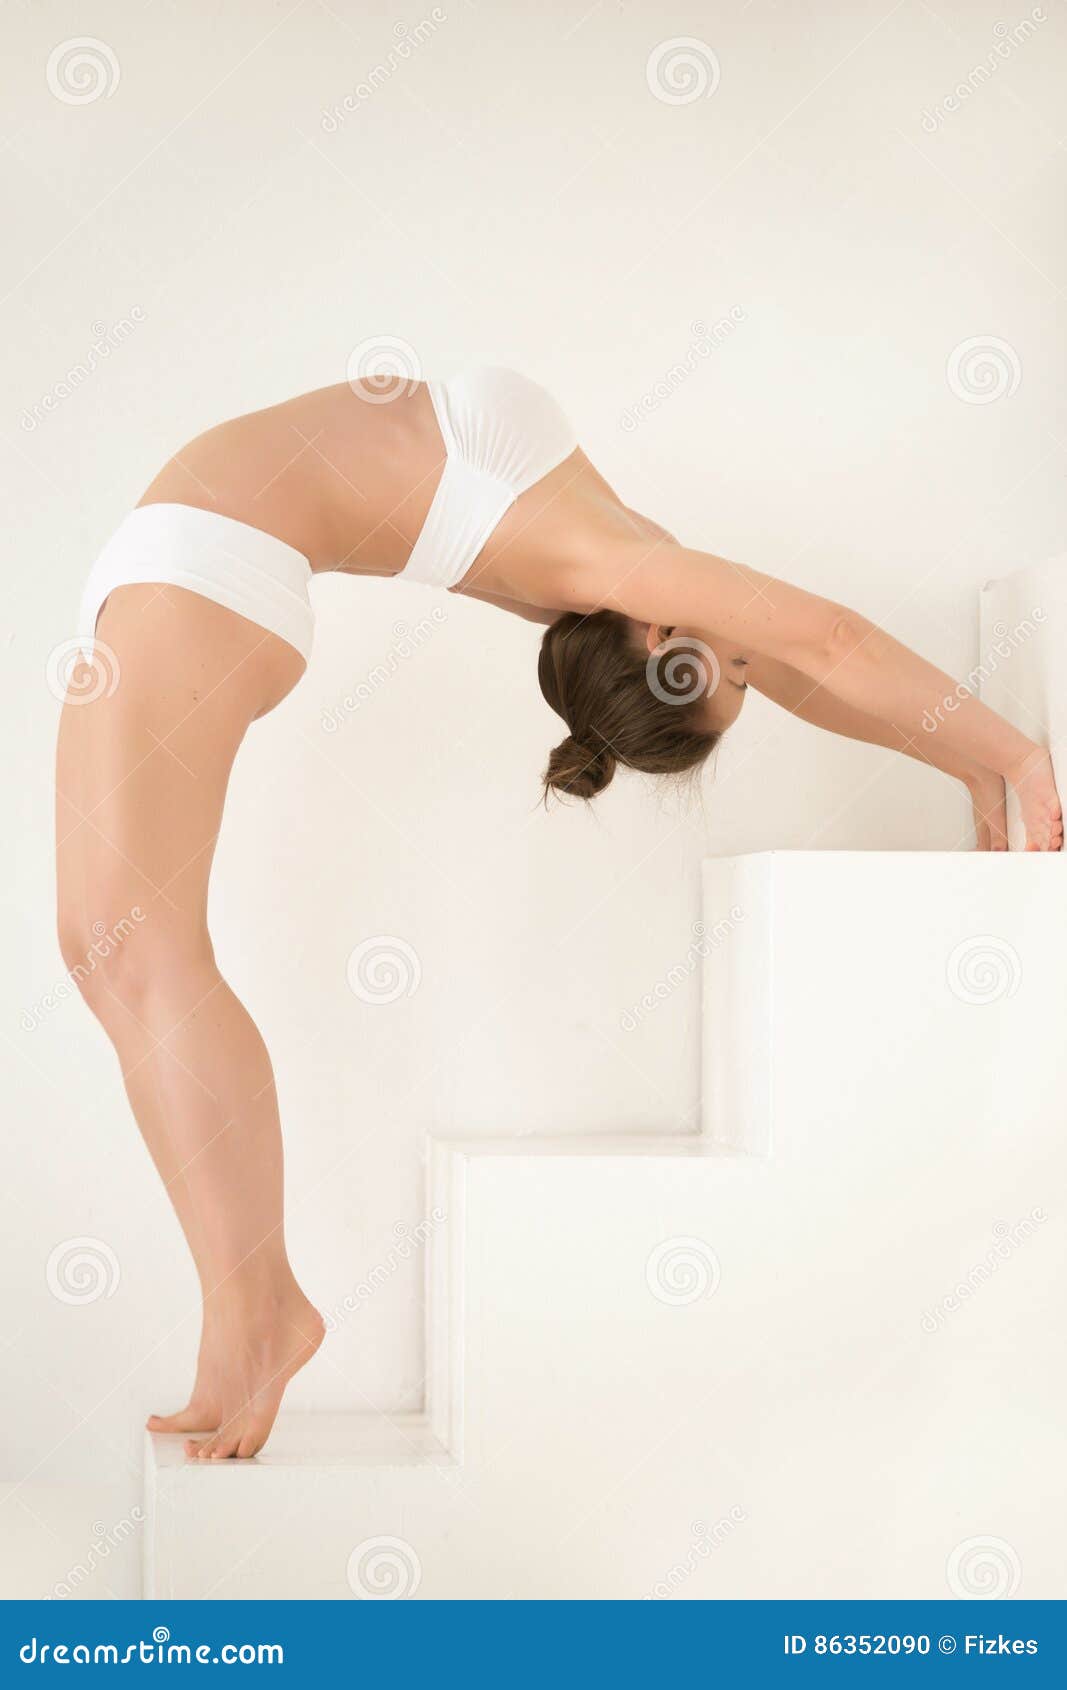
[148,1412,451,1472]
[703,849,1064,1158]
[145,835,1067,1598]
[979,552,1066,850]
[145,1128,1066,1599]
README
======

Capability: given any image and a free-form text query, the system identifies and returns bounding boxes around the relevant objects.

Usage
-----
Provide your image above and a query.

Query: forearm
[807,615,1035,781]
[748,656,989,789]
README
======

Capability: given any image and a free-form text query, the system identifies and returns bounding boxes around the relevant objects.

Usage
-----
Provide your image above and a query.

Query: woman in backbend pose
[56,364,1061,1460]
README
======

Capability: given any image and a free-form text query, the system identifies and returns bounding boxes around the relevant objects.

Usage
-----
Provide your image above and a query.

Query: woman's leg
[56,584,323,1459]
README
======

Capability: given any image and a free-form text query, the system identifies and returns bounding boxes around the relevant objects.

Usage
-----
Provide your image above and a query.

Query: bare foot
[147,1327,223,1435]
[1007,747,1063,852]
[969,771,1008,852]
[183,1290,324,1461]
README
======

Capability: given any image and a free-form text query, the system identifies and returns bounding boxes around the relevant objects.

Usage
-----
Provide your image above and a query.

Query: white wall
[1,0,1064,1596]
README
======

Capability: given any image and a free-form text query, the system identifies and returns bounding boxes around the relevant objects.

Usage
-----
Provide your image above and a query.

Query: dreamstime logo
[946,935,1021,1004]
[346,1536,422,1599]
[321,611,447,731]
[21,907,146,1031]
[324,1209,446,1331]
[346,936,422,1004]
[46,1237,120,1305]
[46,38,120,104]
[921,1209,1046,1333]
[50,1508,145,1598]
[922,607,1044,734]
[321,10,448,129]
[920,11,1046,131]
[19,1629,282,1666]
[647,636,720,706]
[20,310,147,432]
[646,1237,721,1306]
[645,1509,747,1598]
[620,312,747,432]
[946,1535,1021,1598]
[646,37,720,105]
[346,336,422,404]
[946,336,1021,405]
[622,908,744,1031]
[46,638,120,706]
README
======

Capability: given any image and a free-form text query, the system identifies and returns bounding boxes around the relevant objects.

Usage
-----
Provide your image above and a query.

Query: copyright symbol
[938,1635,956,1654]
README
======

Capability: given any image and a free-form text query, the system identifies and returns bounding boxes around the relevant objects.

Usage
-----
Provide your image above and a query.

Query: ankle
[204,1264,306,1325]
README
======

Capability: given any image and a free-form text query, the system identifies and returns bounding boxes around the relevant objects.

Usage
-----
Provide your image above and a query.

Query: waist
[123,502,312,584]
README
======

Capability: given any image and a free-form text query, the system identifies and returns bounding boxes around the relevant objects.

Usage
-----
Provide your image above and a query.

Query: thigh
[56,584,305,938]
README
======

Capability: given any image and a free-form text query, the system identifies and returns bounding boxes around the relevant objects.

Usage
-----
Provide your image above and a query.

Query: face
[644,623,749,731]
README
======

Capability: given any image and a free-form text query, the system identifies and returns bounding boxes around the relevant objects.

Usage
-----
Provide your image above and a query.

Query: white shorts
[78,503,315,663]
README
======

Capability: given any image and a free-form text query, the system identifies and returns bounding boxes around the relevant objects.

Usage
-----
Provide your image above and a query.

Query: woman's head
[538,609,747,801]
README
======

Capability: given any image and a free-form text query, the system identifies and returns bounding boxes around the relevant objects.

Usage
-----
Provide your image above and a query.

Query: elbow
[819,609,884,672]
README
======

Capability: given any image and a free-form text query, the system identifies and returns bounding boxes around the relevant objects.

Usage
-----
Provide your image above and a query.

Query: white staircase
[979,551,1066,850]
[146,850,1067,1600]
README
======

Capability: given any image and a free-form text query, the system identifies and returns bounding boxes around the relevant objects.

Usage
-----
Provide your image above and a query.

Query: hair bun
[544,733,617,801]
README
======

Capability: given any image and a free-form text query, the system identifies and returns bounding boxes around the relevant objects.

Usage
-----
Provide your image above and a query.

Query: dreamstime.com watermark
[21,908,145,1031]
[46,1236,121,1305]
[324,1209,446,1331]
[920,11,1046,132]
[346,935,422,1004]
[48,1509,145,1599]
[921,1210,1046,1333]
[346,335,423,403]
[946,1535,1022,1598]
[19,1627,283,1665]
[347,1535,422,1598]
[46,37,120,104]
[646,635,720,705]
[622,908,744,1031]
[46,637,121,705]
[645,1508,748,1598]
[646,37,721,105]
[322,611,447,729]
[946,336,1021,404]
[621,313,746,432]
[321,12,447,129]
[921,607,1044,734]
[20,310,146,432]
[646,1236,721,1306]
[946,935,1021,1005]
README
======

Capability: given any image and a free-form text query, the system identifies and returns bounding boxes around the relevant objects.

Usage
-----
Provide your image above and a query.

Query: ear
[644,623,674,654]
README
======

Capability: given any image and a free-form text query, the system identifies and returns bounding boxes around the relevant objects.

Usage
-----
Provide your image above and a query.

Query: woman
[55,364,1061,1461]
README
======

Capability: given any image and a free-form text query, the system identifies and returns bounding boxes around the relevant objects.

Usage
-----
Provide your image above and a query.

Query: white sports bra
[399,365,578,591]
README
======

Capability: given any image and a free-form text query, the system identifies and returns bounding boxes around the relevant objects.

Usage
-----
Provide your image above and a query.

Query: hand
[968,770,1008,852]
[1004,745,1063,852]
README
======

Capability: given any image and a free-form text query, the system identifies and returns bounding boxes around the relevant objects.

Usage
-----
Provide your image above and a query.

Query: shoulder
[537,474,687,610]
[565,523,691,615]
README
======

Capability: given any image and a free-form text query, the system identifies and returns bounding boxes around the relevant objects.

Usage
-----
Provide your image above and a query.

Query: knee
[57,897,150,1015]
[58,897,214,1023]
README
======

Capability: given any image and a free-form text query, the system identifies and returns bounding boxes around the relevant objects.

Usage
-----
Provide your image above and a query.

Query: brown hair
[538,610,720,801]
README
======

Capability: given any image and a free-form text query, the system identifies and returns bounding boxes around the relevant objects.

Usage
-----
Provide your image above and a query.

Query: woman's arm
[746,653,1008,849]
[461,586,559,625]
[580,539,1061,848]
[588,539,1025,769]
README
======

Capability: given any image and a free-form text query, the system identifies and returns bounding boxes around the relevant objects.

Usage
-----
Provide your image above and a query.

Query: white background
[1,0,1064,1597]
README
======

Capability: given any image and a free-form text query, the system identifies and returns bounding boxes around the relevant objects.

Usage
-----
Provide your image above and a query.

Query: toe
[236,1431,261,1460]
